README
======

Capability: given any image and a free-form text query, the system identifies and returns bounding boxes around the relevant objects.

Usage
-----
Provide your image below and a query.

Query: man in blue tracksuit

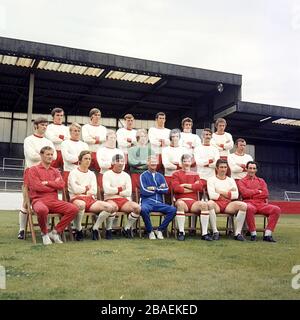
[140,156,176,239]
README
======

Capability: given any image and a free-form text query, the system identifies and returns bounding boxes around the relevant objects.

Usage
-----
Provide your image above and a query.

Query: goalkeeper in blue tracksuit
[140,156,176,239]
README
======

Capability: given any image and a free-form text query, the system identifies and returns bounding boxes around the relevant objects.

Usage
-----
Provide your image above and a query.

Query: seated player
[207,159,247,241]
[102,154,141,239]
[68,150,115,241]
[172,154,219,241]
[27,146,78,245]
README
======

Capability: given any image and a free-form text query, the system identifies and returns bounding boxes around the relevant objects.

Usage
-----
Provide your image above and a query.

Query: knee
[70,204,79,215]
[240,203,247,211]
[104,203,114,213]
[176,200,185,211]
[37,207,49,217]
[78,203,85,211]
[199,202,208,212]
[133,204,141,214]
[207,201,215,210]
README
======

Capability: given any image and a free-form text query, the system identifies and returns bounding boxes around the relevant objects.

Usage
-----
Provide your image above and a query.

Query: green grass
[0,210,300,300]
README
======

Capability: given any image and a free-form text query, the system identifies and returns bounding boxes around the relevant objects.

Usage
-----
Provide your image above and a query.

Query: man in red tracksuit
[237,161,280,242]
[27,146,79,245]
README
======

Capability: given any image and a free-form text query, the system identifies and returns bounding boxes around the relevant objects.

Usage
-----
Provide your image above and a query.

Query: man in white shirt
[61,123,89,184]
[116,113,137,170]
[68,151,114,241]
[96,130,124,190]
[148,112,170,171]
[194,128,220,181]
[45,107,70,169]
[211,118,234,160]
[162,128,185,189]
[207,159,247,241]
[103,154,141,239]
[179,117,201,156]
[228,138,253,181]
[18,117,57,240]
[82,108,107,171]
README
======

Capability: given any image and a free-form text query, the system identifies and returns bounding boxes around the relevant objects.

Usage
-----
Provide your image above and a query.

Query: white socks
[106,213,116,230]
[175,211,185,233]
[73,209,84,231]
[209,209,218,233]
[235,210,246,235]
[200,213,209,235]
[265,229,272,236]
[19,211,28,231]
[124,212,139,230]
[93,211,111,230]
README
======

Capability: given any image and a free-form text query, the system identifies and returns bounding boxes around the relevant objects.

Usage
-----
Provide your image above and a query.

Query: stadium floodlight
[217,83,224,93]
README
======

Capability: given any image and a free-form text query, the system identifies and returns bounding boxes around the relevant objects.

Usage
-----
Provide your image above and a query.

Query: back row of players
[18,107,280,243]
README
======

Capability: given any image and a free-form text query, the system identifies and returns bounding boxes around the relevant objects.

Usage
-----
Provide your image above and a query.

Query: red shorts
[215,199,231,213]
[107,198,129,211]
[71,195,97,211]
[181,199,196,211]
[23,168,30,186]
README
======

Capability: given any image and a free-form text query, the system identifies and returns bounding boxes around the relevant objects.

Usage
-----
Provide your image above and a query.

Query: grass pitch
[0,211,299,300]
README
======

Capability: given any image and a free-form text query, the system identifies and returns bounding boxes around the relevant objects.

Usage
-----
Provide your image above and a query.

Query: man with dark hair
[180,117,201,155]
[102,154,141,239]
[237,161,281,242]
[140,156,176,240]
[162,128,185,189]
[68,150,115,241]
[45,107,70,169]
[211,118,234,160]
[228,138,253,181]
[18,117,57,240]
[148,112,170,171]
[194,128,220,181]
[172,154,219,241]
[116,114,137,163]
[27,146,78,245]
[82,107,107,171]
[207,159,247,241]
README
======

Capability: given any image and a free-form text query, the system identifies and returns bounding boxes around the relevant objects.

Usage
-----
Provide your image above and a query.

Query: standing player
[18,117,57,240]
[207,159,247,241]
[128,129,154,192]
[116,114,137,168]
[211,118,234,160]
[179,117,201,156]
[102,154,141,239]
[82,108,107,171]
[237,161,281,242]
[228,138,253,181]
[148,112,171,171]
[162,129,185,190]
[68,151,115,241]
[61,123,89,185]
[45,107,70,169]
[194,128,220,181]
[172,154,219,241]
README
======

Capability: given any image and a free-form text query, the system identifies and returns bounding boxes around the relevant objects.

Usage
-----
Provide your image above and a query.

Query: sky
[1,0,300,109]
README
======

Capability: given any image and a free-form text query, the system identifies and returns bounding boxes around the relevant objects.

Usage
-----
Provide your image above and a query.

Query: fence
[284,191,300,201]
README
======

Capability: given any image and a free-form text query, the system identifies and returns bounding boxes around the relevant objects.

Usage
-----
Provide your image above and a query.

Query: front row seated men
[140,156,176,240]
[172,154,219,241]
[237,161,281,242]
[207,159,247,241]
[27,146,79,245]
[68,150,115,241]
[102,154,141,239]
